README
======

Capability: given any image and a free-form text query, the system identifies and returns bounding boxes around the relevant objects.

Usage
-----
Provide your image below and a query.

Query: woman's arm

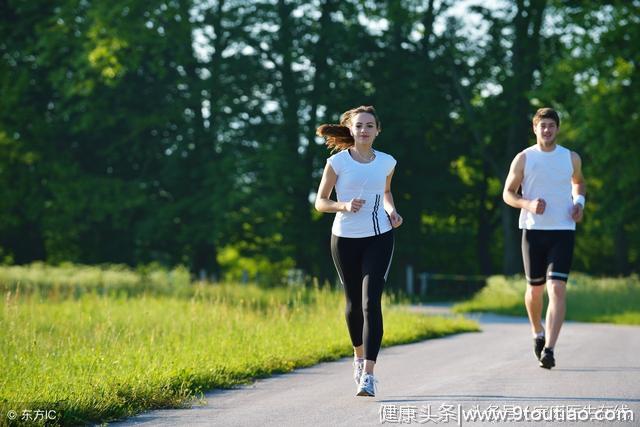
[383,168,403,228]
[314,163,364,213]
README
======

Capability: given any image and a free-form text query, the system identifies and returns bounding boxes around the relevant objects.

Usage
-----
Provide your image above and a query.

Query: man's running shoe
[356,373,378,397]
[534,337,545,360]
[539,348,555,369]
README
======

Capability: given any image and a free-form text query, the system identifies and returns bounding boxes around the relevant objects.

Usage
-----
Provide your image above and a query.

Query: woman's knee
[362,297,382,316]
[345,300,360,314]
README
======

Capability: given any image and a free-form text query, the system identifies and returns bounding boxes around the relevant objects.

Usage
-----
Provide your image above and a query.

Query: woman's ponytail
[316,124,354,151]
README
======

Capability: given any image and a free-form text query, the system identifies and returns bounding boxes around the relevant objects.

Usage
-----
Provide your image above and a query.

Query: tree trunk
[501,0,547,274]
[477,162,494,275]
[306,0,336,280]
[277,0,312,272]
[614,224,630,275]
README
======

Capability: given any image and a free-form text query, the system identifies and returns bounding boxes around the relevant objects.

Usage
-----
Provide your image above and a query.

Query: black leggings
[330,230,394,362]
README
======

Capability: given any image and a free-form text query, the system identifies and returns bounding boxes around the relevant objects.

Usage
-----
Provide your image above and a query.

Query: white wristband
[573,194,585,207]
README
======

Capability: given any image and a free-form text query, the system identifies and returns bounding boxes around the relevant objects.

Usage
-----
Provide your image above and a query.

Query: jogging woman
[315,105,402,397]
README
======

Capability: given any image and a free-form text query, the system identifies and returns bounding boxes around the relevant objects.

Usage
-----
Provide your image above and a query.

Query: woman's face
[349,112,378,145]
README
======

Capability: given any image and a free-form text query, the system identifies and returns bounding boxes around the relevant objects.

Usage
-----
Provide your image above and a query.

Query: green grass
[0,262,192,298]
[0,264,478,425]
[453,274,640,325]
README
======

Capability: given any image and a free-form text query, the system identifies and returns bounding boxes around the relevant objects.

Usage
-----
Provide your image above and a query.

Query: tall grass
[0,262,191,298]
[453,274,640,324]
[0,264,478,425]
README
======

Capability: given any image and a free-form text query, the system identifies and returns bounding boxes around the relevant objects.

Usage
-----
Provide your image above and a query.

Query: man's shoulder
[513,149,528,165]
[569,149,582,165]
[556,145,582,163]
[522,145,539,154]
[556,144,578,155]
[558,144,580,155]
[516,146,536,163]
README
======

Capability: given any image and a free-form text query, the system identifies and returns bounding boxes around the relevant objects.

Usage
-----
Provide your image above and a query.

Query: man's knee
[546,280,567,300]
[526,283,545,298]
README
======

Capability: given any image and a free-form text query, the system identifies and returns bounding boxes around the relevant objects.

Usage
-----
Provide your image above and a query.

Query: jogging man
[502,107,586,369]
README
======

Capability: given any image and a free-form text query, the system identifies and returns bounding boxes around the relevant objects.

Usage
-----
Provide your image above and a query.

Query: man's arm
[502,152,545,214]
[571,151,586,198]
[570,151,586,222]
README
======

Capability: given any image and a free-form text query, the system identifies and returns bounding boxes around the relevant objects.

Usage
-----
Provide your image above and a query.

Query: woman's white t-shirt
[326,149,397,238]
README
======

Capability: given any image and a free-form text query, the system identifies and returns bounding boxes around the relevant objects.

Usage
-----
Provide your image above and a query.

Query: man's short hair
[533,108,560,127]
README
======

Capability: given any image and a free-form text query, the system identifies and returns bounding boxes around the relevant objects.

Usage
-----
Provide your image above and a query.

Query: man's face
[533,118,558,146]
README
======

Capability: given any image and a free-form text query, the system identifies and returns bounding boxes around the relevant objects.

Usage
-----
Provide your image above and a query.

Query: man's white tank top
[327,149,397,238]
[519,144,576,230]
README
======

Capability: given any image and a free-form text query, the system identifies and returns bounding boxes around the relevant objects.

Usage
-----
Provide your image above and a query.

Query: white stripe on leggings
[384,239,395,281]
[332,254,345,285]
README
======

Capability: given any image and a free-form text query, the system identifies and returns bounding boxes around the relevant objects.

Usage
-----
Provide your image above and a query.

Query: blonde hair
[316,105,381,151]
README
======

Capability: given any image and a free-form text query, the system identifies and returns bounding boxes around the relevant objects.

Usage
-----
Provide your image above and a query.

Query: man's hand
[527,198,546,214]
[571,203,584,222]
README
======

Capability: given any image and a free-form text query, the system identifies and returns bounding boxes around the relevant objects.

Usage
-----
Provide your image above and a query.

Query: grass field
[0,264,478,425]
[453,274,640,325]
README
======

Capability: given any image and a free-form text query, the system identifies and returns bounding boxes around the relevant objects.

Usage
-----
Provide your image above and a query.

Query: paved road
[113,307,640,426]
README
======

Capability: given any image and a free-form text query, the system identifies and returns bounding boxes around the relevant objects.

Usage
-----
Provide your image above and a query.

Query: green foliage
[452,275,528,317]
[217,245,296,286]
[0,262,191,298]
[535,2,640,274]
[453,274,640,325]
[1,1,638,280]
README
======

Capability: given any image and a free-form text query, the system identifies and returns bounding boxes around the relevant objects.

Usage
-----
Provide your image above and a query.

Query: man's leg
[544,280,567,348]
[522,230,547,334]
[525,284,545,336]
[540,230,574,369]
[522,229,548,361]
[545,230,575,350]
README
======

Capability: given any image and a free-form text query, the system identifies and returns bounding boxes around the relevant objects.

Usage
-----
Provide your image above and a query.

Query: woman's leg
[360,230,394,373]
[330,234,365,350]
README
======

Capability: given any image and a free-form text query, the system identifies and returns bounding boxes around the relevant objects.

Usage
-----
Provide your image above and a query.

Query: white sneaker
[353,359,364,385]
[356,373,378,397]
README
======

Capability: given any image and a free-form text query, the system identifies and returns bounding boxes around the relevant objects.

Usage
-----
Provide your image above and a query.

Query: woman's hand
[344,198,366,213]
[388,210,403,228]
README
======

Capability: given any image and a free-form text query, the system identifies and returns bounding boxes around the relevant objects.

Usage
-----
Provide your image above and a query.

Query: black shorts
[521,229,575,285]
